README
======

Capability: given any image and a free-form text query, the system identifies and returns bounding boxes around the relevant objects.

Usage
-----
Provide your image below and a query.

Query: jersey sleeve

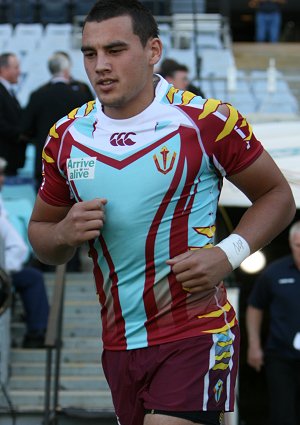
[38,122,76,207]
[198,100,264,176]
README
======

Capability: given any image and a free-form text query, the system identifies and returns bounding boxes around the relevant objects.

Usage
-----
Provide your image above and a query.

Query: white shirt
[0,196,28,273]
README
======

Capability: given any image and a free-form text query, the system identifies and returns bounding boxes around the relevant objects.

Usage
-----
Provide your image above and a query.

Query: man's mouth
[98,79,116,87]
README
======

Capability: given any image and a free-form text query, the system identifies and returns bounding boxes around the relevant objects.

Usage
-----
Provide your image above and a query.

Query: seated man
[0,157,49,348]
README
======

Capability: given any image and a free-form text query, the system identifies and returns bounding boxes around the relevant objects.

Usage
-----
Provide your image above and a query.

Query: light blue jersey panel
[186,159,220,246]
[70,134,187,348]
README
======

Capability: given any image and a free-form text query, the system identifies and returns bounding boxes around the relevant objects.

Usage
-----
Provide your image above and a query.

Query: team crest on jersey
[153,146,177,175]
[67,157,97,180]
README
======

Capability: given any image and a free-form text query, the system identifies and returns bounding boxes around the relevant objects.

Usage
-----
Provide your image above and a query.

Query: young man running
[28,1,295,424]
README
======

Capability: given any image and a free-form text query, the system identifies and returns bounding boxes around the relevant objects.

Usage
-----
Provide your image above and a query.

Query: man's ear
[148,37,162,66]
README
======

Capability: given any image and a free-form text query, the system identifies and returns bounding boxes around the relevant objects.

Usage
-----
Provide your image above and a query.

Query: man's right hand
[56,198,107,247]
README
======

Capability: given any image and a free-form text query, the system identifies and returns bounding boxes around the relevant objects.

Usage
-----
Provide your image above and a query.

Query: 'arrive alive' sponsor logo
[67,157,97,180]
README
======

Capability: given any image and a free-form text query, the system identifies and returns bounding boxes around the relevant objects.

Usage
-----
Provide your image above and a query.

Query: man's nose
[95,54,112,73]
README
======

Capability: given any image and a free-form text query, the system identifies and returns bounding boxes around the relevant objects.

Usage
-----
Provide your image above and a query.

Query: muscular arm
[28,195,107,265]
[167,150,296,293]
[246,305,264,371]
[228,150,295,253]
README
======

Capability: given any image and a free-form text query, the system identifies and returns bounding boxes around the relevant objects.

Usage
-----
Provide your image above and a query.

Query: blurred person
[246,221,300,425]
[0,52,26,176]
[27,1,295,424]
[0,157,49,348]
[54,50,94,99]
[249,0,286,42]
[21,51,94,188]
[159,57,205,97]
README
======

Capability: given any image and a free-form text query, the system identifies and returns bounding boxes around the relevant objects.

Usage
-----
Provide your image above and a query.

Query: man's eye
[110,49,123,54]
[84,52,95,58]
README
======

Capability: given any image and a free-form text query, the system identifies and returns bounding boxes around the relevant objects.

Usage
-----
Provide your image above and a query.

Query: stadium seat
[4,0,38,25]
[18,68,49,107]
[0,23,13,52]
[6,23,43,56]
[199,48,235,79]
[158,23,172,55]
[140,1,167,15]
[2,181,36,207]
[39,23,72,52]
[171,0,205,14]
[71,0,95,18]
[38,0,71,24]
[18,144,36,180]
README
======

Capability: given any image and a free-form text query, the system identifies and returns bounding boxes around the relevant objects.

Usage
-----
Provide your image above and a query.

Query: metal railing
[43,263,67,425]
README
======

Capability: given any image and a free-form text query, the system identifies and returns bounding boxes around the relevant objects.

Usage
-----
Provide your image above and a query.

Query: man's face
[168,70,189,90]
[0,55,20,84]
[290,232,300,269]
[82,15,161,119]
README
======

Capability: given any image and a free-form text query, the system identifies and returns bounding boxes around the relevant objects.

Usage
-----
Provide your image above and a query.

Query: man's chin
[99,96,125,109]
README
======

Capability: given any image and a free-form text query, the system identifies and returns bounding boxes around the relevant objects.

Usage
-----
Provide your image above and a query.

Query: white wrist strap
[216,234,250,270]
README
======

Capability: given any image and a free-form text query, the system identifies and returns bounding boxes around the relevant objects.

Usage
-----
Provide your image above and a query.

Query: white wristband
[216,234,250,270]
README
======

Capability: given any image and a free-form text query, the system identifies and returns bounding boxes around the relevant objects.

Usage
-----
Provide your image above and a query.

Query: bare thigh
[144,413,203,425]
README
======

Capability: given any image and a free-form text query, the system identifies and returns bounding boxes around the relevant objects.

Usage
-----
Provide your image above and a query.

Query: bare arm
[228,150,295,252]
[167,150,296,293]
[246,305,264,371]
[28,195,107,265]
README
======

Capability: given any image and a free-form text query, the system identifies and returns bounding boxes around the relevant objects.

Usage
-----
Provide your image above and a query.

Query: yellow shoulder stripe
[42,150,55,163]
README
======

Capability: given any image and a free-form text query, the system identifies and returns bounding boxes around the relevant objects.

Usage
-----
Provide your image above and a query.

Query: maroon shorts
[102,326,240,425]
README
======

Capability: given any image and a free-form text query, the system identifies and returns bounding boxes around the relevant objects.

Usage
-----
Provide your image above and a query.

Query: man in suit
[0,52,25,176]
[21,51,94,188]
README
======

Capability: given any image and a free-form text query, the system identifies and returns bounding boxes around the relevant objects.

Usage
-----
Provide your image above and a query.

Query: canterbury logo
[110,132,136,146]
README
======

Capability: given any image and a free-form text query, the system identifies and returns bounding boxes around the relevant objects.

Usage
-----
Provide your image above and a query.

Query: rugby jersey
[39,76,263,350]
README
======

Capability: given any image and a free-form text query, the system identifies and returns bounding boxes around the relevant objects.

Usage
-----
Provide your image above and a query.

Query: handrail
[0,267,12,317]
[44,263,67,425]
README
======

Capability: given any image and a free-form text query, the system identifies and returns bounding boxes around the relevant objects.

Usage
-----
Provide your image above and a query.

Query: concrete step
[13,301,100,318]
[0,414,116,425]
[7,270,114,417]
[9,376,110,391]
[4,390,114,411]
[11,348,103,363]
[11,362,104,376]
[11,322,102,338]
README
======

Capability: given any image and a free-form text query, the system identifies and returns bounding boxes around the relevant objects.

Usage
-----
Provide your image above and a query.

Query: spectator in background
[21,51,94,188]
[0,52,26,176]
[249,0,286,42]
[0,157,49,348]
[55,51,95,99]
[158,58,205,97]
[246,221,300,425]
[21,51,94,272]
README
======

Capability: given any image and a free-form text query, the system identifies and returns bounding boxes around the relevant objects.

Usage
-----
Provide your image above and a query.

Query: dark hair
[0,52,15,69]
[83,0,159,47]
[159,58,189,78]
